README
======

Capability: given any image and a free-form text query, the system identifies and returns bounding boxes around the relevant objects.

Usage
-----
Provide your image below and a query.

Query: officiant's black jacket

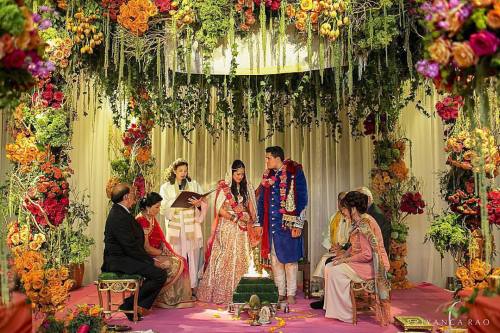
[101,203,153,272]
[367,203,391,255]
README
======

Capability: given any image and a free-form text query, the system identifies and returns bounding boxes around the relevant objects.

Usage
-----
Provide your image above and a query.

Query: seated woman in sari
[197,160,258,304]
[136,192,195,309]
[323,191,391,325]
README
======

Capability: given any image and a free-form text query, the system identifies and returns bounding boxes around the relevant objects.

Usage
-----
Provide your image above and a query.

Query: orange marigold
[390,159,409,181]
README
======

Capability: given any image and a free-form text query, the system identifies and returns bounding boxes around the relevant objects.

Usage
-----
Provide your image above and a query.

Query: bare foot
[278,295,286,302]
[287,295,296,304]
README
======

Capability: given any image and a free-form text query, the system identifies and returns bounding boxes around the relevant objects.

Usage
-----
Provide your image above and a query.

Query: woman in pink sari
[323,191,391,325]
[136,192,195,309]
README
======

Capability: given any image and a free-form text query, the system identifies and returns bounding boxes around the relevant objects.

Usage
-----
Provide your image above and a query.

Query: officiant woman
[159,158,208,292]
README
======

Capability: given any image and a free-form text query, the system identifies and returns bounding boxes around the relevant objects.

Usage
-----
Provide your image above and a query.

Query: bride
[197,160,259,304]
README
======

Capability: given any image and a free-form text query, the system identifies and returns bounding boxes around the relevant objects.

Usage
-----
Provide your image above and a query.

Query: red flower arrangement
[32,83,64,109]
[133,175,146,198]
[447,189,481,216]
[122,123,150,147]
[254,0,280,11]
[487,190,499,225]
[155,0,174,12]
[101,0,126,21]
[25,196,70,227]
[436,95,463,123]
[400,191,426,214]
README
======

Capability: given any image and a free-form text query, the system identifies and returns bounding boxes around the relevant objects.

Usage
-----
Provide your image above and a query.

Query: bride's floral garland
[218,180,247,231]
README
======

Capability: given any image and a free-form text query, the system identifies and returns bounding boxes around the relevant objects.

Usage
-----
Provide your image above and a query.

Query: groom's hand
[291,227,302,238]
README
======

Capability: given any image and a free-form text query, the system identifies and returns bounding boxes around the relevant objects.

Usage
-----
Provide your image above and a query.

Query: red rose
[53,91,64,102]
[42,90,53,101]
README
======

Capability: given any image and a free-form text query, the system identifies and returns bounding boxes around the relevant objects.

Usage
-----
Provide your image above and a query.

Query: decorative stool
[350,279,380,325]
[96,272,143,322]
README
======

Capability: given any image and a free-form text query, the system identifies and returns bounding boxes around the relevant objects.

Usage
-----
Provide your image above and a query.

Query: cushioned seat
[96,272,143,322]
[98,272,142,280]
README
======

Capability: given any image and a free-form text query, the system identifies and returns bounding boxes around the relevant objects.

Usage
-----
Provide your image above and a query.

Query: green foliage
[391,222,409,243]
[33,108,71,148]
[0,0,25,36]
[194,0,231,54]
[471,9,487,31]
[66,312,105,333]
[374,139,401,169]
[358,14,399,50]
[425,213,469,261]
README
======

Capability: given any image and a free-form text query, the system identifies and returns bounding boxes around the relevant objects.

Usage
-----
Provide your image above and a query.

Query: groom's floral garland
[261,164,288,215]
[218,180,247,231]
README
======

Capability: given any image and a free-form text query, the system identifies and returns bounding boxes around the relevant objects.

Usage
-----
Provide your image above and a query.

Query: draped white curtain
[1,80,498,287]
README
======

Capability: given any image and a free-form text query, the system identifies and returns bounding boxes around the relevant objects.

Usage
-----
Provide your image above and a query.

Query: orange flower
[235,3,243,12]
[461,278,475,289]
[456,266,470,280]
[117,0,158,35]
[452,42,477,69]
[296,10,307,21]
[487,8,500,29]
[471,0,493,7]
[295,20,306,31]
[471,267,487,281]
[45,268,59,280]
[286,4,296,17]
[390,160,409,181]
[476,281,489,289]
[245,16,256,26]
[59,267,70,280]
[63,279,75,290]
[310,12,319,24]
[428,38,452,65]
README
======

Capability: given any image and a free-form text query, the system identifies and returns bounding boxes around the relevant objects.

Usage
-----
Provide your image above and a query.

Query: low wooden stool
[350,279,380,325]
[96,272,143,322]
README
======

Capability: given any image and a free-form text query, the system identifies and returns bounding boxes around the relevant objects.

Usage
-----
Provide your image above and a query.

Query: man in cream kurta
[159,180,207,289]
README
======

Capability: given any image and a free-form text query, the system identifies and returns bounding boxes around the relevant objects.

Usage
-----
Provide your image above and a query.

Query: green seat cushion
[98,272,142,280]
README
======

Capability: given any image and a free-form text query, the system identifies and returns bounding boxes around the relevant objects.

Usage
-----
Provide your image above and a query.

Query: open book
[170,189,216,208]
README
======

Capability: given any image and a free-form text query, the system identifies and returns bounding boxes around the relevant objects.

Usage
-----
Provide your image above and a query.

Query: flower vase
[69,263,85,290]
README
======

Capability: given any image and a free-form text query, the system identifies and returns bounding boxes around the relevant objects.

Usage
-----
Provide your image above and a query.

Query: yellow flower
[471,267,487,281]
[10,232,20,245]
[33,233,46,244]
[456,266,470,280]
[59,267,70,280]
[461,278,475,289]
[29,241,42,251]
[300,0,313,11]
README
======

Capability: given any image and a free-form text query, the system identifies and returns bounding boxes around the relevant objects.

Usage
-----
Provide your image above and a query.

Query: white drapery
[1,80,498,287]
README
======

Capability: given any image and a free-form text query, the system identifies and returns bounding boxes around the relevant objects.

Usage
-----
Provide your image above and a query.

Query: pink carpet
[68,282,452,333]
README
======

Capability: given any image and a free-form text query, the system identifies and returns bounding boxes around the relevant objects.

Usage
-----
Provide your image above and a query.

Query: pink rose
[469,30,500,57]
[76,324,90,333]
[51,102,61,108]
[225,194,232,200]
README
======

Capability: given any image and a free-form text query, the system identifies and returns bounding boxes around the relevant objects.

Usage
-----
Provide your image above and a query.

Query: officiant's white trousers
[186,248,201,289]
[271,244,298,297]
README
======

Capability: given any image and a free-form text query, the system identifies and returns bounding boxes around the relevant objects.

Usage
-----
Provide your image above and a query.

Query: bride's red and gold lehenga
[197,179,259,304]
[136,213,195,308]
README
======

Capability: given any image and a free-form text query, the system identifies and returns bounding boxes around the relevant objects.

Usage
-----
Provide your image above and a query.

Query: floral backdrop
[0,0,498,330]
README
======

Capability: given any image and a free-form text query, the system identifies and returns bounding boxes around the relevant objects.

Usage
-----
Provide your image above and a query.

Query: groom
[254,146,308,304]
